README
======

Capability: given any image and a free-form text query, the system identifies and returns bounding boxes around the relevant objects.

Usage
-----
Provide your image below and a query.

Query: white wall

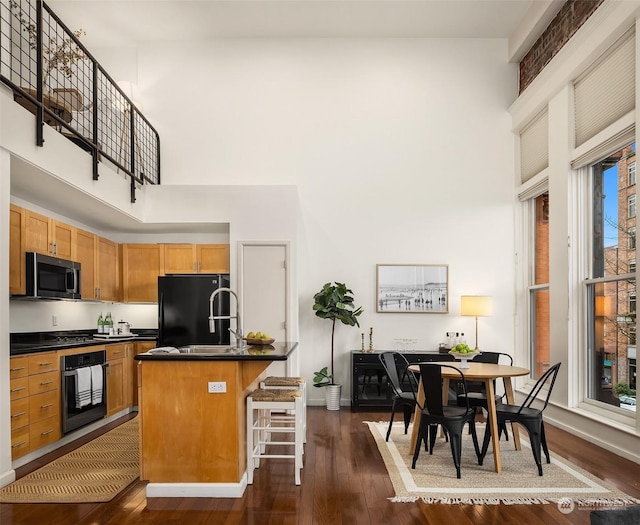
[0,147,15,487]
[132,38,518,402]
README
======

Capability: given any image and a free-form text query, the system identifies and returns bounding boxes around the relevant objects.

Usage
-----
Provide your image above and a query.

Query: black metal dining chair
[379,352,419,441]
[411,363,481,478]
[479,362,561,476]
[456,351,513,441]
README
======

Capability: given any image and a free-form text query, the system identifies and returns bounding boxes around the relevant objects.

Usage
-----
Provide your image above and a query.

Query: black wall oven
[61,350,107,434]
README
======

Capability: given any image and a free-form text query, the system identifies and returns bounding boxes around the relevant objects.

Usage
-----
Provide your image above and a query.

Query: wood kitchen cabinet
[121,244,164,303]
[133,341,156,407]
[163,244,229,274]
[96,236,119,301]
[106,344,127,416]
[24,208,75,259]
[9,352,61,459]
[76,228,98,300]
[9,204,26,295]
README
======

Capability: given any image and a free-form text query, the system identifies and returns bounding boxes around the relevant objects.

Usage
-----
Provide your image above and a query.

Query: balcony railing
[0,0,160,201]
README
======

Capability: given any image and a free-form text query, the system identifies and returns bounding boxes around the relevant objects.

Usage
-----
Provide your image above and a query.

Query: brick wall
[519,0,604,93]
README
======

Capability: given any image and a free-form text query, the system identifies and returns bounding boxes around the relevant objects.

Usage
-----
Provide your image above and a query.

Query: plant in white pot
[312,282,363,410]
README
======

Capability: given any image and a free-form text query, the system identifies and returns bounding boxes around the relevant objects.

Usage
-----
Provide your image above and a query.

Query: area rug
[0,418,139,503]
[366,421,640,506]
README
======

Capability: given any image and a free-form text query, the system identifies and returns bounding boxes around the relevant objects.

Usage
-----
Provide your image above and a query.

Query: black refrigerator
[158,274,231,347]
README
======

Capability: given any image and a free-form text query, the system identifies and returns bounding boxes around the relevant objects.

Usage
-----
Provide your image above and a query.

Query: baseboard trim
[146,474,247,498]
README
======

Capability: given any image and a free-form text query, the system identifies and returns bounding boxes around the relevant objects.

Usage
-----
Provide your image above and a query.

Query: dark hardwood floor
[1,408,638,524]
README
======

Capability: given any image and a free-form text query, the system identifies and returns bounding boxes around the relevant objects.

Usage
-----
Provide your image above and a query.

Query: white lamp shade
[460,296,492,317]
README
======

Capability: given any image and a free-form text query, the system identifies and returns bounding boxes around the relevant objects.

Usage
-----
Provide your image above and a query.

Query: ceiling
[15,0,557,233]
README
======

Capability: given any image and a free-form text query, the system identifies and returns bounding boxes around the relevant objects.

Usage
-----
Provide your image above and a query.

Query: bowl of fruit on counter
[244,331,275,345]
[448,343,480,368]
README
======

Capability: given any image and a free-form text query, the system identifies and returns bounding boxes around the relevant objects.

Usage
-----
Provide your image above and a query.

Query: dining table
[408,361,530,474]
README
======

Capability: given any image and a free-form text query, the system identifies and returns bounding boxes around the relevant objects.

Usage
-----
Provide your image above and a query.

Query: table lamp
[460,295,492,350]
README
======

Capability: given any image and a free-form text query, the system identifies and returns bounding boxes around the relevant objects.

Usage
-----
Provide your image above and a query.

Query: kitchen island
[134,341,298,498]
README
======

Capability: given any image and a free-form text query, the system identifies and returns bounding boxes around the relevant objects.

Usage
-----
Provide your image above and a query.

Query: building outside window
[629,161,636,186]
[585,143,636,410]
[529,192,550,380]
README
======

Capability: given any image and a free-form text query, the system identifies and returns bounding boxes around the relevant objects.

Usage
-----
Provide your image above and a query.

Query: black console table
[351,350,453,411]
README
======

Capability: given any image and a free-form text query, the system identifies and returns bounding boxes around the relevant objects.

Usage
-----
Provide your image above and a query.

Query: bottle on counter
[105,312,113,335]
[97,312,104,334]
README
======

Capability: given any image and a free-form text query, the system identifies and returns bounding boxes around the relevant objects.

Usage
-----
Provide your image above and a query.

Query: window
[585,143,636,410]
[629,162,636,186]
[529,192,550,380]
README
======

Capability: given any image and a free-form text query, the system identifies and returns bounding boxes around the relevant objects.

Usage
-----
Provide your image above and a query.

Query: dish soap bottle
[97,312,104,334]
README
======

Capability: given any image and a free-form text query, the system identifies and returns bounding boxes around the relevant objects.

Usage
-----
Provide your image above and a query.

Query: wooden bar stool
[259,376,307,443]
[246,388,304,485]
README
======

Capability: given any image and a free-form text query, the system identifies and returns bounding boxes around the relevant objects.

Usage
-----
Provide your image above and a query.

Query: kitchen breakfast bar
[134,342,299,498]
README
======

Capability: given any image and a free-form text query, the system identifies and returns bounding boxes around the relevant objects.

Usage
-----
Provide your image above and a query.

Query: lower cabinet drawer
[10,397,30,431]
[11,426,30,460]
[28,370,59,395]
[10,377,29,401]
[29,389,60,424]
[30,415,61,450]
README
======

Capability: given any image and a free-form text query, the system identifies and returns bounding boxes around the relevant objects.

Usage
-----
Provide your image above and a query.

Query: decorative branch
[10,1,86,88]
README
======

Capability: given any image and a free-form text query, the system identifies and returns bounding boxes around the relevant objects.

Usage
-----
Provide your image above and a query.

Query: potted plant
[312,281,363,410]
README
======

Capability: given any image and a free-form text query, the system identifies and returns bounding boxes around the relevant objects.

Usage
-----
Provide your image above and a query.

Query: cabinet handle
[12,441,27,449]
[112,351,122,355]
[40,403,54,409]
[39,362,53,367]
[41,429,54,436]
[10,366,26,372]
[39,381,53,386]
[10,387,26,393]
[49,242,54,254]
[198,261,201,272]
[54,243,58,255]
[11,411,27,418]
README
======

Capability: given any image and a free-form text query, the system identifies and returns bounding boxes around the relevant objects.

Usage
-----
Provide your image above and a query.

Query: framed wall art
[376,264,449,313]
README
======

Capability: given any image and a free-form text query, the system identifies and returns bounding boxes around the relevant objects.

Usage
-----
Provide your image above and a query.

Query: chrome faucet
[209,287,245,350]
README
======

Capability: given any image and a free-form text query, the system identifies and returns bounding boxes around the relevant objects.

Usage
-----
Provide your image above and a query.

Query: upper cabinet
[9,205,229,302]
[96,236,119,302]
[75,228,97,301]
[163,244,229,274]
[121,244,164,303]
[24,209,75,260]
[9,204,26,295]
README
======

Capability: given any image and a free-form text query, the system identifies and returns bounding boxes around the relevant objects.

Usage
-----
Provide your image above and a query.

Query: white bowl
[448,350,480,367]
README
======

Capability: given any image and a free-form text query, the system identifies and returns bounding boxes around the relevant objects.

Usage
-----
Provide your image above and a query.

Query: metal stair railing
[0,0,160,202]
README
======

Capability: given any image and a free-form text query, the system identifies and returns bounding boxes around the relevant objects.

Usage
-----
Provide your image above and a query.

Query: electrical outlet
[208,381,226,393]
[52,315,57,326]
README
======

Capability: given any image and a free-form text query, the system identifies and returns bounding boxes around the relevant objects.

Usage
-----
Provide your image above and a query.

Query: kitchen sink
[178,345,239,354]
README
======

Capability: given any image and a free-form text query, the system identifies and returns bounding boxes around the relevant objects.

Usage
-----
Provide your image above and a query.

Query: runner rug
[366,421,640,506]
[0,418,139,503]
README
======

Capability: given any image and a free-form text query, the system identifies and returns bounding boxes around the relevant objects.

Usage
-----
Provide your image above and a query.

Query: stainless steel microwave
[25,252,81,300]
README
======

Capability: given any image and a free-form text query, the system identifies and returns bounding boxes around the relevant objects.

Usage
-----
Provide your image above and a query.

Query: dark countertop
[10,329,158,356]
[135,341,298,361]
